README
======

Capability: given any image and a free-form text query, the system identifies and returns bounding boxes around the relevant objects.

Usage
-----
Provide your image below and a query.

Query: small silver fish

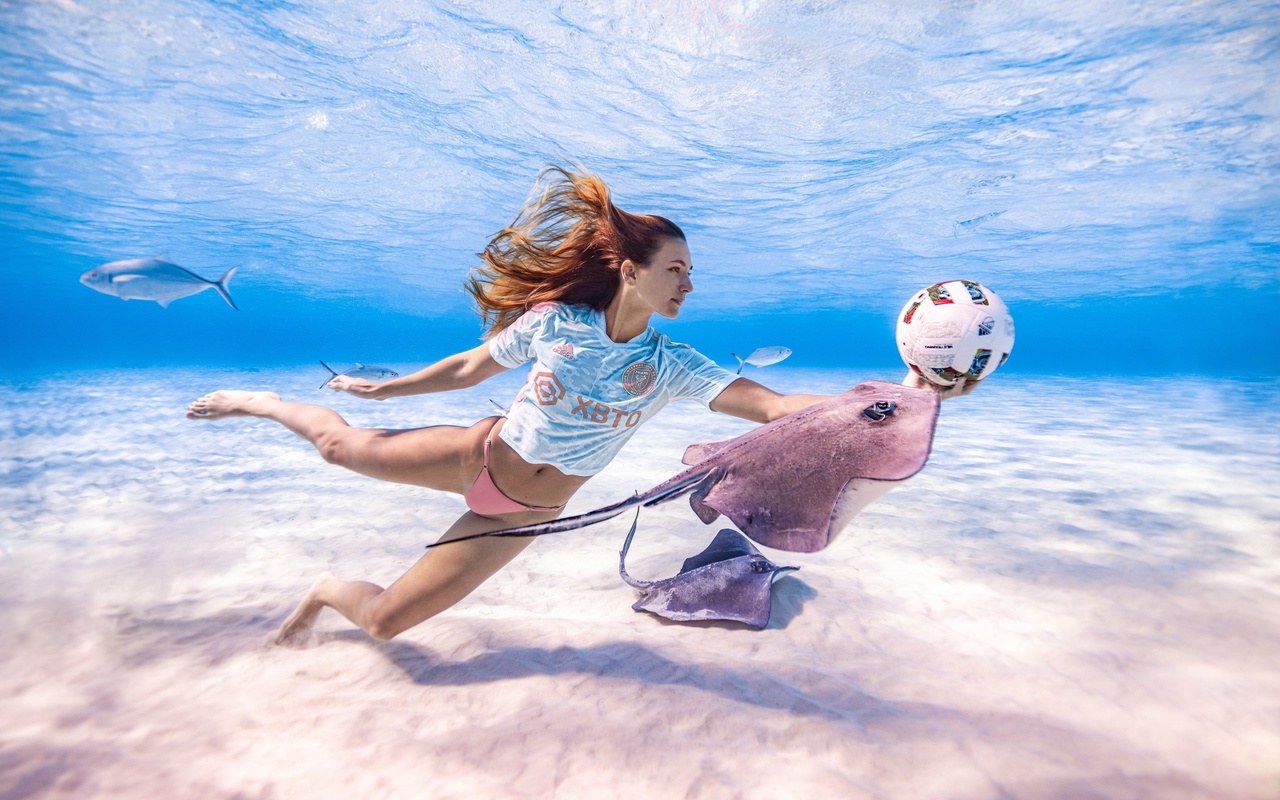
[952,210,1006,237]
[80,258,238,309]
[319,361,399,389]
[732,346,792,374]
[956,210,1005,228]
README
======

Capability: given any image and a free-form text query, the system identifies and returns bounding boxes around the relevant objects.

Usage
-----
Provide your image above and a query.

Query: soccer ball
[896,280,1015,387]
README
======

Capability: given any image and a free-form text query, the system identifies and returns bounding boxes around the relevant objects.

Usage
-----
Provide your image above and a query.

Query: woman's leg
[187,391,487,493]
[275,507,560,643]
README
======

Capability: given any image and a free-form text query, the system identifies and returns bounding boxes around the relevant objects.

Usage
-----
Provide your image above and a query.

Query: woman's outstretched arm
[710,371,978,424]
[328,343,509,400]
[709,378,830,423]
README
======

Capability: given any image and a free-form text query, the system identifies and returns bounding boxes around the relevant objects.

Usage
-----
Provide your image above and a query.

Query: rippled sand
[2,367,1277,799]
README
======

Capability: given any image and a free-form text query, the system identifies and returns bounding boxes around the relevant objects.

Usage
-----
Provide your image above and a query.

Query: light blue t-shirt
[488,302,740,476]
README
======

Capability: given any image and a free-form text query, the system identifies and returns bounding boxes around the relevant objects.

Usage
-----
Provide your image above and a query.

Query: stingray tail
[423,469,713,551]
[617,510,650,589]
[732,353,744,375]
[319,360,339,389]
[633,467,715,507]
[213,267,238,310]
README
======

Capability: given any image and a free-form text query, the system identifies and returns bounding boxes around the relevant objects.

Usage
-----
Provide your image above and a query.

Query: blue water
[4,6,1280,792]
[2,0,1277,375]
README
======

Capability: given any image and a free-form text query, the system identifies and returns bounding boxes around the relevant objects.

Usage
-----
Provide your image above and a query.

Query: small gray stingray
[426,380,941,553]
[619,513,798,628]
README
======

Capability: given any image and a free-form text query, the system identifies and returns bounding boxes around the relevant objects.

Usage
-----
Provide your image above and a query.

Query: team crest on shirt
[622,362,657,397]
[552,342,575,359]
[531,371,566,405]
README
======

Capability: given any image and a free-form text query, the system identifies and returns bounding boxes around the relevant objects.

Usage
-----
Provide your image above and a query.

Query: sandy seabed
[1,366,1277,799]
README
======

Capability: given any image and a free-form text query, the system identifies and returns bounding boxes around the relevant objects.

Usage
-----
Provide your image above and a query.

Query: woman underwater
[186,166,971,644]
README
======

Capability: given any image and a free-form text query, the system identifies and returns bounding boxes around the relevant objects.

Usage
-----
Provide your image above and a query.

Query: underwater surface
[2,1,1279,797]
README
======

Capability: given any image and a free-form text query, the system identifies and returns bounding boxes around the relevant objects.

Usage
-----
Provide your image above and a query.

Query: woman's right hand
[327,375,387,400]
[900,369,978,400]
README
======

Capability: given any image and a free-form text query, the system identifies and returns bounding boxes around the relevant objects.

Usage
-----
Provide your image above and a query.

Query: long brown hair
[466,165,685,336]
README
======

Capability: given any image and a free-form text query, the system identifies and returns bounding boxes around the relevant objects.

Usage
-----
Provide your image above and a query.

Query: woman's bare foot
[275,572,338,645]
[186,390,281,420]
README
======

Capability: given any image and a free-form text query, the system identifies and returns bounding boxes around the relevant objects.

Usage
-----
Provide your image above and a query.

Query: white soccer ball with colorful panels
[896,280,1015,387]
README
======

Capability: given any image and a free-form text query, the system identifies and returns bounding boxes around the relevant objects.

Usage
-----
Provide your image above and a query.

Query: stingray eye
[863,401,896,422]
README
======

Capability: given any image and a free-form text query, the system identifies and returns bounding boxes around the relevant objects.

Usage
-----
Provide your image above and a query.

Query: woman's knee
[365,618,402,641]
[315,428,361,466]
[362,594,430,641]
[360,595,399,640]
[365,608,431,641]
[316,434,344,465]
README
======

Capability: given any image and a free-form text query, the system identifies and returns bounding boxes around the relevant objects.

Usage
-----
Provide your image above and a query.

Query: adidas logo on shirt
[552,342,575,359]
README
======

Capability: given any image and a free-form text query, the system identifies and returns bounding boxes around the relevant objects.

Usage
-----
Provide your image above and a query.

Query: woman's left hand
[327,375,387,400]
[900,369,979,400]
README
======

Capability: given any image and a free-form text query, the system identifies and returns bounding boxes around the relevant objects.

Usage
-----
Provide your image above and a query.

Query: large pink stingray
[429,381,941,553]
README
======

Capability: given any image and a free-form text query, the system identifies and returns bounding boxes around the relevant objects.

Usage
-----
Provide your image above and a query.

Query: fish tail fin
[319,360,338,389]
[732,353,744,375]
[213,267,238,310]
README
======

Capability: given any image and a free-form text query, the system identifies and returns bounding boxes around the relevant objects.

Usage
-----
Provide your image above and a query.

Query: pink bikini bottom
[464,431,564,517]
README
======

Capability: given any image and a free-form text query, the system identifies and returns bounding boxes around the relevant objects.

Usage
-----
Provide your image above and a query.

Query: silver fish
[319,361,399,389]
[732,346,792,374]
[956,210,1005,228]
[952,210,1006,238]
[80,258,237,309]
